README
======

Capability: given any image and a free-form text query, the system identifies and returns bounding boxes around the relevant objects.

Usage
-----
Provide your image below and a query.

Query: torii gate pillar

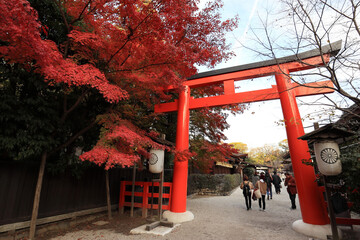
[163,86,194,222]
[275,69,329,225]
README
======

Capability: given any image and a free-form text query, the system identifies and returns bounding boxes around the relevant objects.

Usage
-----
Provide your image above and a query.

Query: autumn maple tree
[1,0,238,167]
[188,85,247,173]
[189,137,239,174]
[1,0,238,238]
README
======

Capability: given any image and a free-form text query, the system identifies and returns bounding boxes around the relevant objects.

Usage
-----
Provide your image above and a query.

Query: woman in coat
[256,173,268,211]
[284,172,297,210]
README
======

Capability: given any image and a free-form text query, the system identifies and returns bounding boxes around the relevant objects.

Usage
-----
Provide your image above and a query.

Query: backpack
[243,182,250,196]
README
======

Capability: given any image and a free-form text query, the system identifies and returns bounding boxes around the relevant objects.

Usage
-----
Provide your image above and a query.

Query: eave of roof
[150,137,175,147]
[188,41,342,80]
[298,123,355,141]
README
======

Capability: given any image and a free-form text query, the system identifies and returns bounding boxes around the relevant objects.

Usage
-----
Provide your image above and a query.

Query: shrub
[187,173,241,196]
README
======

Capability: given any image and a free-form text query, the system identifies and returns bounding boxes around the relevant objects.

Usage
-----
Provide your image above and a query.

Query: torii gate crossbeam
[156,41,341,228]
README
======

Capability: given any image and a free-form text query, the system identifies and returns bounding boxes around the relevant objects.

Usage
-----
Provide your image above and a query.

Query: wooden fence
[0,161,165,230]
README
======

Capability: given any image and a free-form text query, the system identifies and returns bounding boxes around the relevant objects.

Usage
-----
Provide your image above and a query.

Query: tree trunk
[105,170,112,220]
[29,152,47,240]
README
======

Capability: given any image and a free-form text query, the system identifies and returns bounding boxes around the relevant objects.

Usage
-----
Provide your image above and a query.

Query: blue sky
[197,0,337,149]
[197,0,289,149]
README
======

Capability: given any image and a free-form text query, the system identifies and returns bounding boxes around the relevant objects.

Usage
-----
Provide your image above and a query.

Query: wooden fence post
[29,152,47,240]
[105,170,112,219]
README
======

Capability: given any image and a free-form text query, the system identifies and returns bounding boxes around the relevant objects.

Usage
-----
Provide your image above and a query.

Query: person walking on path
[284,172,297,210]
[240,175,254,210]
[272,171,282,194]
[265,169,273,200]
[252,171,259,187]
[256,173,267,211]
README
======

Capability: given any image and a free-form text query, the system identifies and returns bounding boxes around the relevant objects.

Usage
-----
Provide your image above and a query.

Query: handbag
[252,190,257,201]
[254,188,261,199]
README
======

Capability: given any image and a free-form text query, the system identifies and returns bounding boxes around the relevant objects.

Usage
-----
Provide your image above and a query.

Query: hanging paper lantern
[314,140,342,176]
[148,148,165,173]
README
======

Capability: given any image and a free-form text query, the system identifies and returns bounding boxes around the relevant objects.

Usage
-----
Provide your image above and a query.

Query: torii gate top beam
[155,41,341,113]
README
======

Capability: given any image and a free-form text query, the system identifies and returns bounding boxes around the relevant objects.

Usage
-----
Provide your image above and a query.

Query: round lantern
[148,148,164,173]
[313,140,342,176]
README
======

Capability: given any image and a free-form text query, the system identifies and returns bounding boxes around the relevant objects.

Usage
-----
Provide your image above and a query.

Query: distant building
[213,153,248,174]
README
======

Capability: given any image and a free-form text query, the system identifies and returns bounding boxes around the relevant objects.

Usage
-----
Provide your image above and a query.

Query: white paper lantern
[148,149,164,173]
[314,140,342,176]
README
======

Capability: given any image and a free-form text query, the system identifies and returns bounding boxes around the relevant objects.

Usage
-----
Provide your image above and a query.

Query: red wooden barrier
[318,186,359,227]
[336,217,360,226]
[119,181,172,218]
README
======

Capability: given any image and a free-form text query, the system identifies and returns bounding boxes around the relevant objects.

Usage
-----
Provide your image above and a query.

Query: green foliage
[0,59,107,173]
[222,174,241,193]
[0,63,58,161]
[243,167,255,179]
[336,138,360,212]
[187,173,241,196]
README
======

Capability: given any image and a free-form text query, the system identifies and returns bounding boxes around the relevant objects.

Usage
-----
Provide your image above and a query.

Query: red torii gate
[155,42,341,229]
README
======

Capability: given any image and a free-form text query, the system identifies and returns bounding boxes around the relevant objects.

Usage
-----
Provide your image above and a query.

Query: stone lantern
[299,124,355,176]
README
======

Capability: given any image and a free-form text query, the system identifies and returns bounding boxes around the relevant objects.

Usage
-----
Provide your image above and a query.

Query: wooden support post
[223,80,235,95]
[159,171,164,221]
[142,182,149,218]
[29,152,47,240]
[130,164,136,217]
[146,220,174,231]
[146,221,161,231]
[323,176,339,240]
[105,170,112,219]
[119,181,125,214]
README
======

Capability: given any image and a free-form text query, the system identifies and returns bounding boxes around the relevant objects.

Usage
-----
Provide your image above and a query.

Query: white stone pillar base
[163,210,194,224]
[292,219,341,240]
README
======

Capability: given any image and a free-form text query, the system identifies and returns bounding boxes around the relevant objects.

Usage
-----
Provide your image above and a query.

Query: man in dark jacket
[284,172,297,209]
[272,171,282,194]
[265,170,273,200]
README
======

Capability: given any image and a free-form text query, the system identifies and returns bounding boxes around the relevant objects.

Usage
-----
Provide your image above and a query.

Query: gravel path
[46,186,309,240]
